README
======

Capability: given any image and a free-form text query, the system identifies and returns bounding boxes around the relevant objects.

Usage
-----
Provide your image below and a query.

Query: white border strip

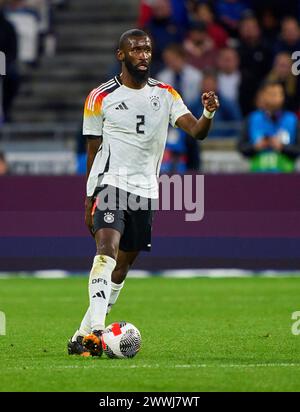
[0,269,300,279]
[4,362,300,371]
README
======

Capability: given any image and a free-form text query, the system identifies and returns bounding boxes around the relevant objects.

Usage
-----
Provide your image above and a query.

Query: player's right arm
[86,137,102,180]
[85,136,102,236]
[176,92,219,140]
[82,88,104,236]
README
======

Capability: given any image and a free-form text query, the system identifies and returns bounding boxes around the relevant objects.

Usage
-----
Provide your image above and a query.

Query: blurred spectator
[183,22,217,70]
[193,2,229,48]
[144,0,186,74]
[217,47,241,105]
[266,52,300,112]
[251,0,300,21]
[138,0,153,28]
[160,41,204,173]
[166,0,189,28]
[274,17,300,56]
[26,0,56,57]
[254,86,266,111]
[0,151,9,175]
[238,81,300,172]
[255,6,279,46]
[157,44,202,105]
[215,0,251,37]
[237,15,273,115]
[138,0,189,29]
[190,70,242,137]
[76,122,86,175]
[160,128,190,174]
[0,78,3,124]
[0,4,19,122]
[6,0,40,65]
[0,5,17,64]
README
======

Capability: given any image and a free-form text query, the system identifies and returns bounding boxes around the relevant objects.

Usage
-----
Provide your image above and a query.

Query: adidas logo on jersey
[115,102,128,110]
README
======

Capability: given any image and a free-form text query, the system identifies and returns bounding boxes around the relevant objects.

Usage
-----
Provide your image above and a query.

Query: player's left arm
[176,91,220,140]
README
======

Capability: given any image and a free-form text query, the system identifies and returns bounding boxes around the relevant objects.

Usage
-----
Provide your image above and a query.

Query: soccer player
[68,29,219,356]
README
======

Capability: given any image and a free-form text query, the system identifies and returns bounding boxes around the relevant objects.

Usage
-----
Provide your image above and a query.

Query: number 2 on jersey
[136,115,145,134]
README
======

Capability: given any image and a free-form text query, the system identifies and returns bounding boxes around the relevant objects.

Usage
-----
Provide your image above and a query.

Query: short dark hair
[118,29,150,49]
[259,79,284,92]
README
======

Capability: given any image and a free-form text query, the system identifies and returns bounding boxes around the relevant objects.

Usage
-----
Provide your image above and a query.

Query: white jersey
[83,75,190,199]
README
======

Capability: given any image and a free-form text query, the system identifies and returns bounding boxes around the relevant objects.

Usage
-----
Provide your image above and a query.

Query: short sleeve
[82,91,104,137]
[168,88,191,128]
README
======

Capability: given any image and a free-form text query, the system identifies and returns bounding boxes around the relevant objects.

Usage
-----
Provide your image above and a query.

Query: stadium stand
[0,0,299,174]
[0,0,140,173]
[10,0,139,123]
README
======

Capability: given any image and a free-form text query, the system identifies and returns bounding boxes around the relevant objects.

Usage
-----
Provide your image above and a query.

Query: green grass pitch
[0,276,300,392]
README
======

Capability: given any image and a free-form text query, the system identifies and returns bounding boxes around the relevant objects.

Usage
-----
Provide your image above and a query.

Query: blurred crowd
[138,0,300,172]
[1,0,300,174]
[0,0,67,123]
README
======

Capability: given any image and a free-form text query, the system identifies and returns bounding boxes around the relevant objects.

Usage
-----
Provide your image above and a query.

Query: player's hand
[254,138,270,151]
[270,136,283,152]
[202,91,220,113]
[85,196,95,237]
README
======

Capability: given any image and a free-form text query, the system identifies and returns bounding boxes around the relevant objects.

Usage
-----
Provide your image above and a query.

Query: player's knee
[97,242,118,261]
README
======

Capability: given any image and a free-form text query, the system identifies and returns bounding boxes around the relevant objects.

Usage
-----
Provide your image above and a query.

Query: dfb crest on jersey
[150,96,160,111]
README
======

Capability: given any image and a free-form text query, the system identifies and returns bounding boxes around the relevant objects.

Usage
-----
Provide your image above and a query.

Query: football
[101,321,141,359]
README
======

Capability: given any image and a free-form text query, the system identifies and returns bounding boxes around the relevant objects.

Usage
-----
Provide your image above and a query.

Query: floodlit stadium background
[1,0,300,277]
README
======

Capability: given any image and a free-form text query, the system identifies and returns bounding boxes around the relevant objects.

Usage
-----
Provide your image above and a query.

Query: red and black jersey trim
[147,78,164,88]
[86,77,121,112]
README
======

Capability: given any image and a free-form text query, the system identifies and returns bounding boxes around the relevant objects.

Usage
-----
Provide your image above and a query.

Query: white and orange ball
[101,321,141,359]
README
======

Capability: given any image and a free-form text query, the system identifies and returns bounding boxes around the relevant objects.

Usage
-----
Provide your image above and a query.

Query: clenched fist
[202,91,220,113]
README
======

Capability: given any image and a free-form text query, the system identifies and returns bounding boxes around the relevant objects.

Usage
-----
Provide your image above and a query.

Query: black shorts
[92,185,156,252]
